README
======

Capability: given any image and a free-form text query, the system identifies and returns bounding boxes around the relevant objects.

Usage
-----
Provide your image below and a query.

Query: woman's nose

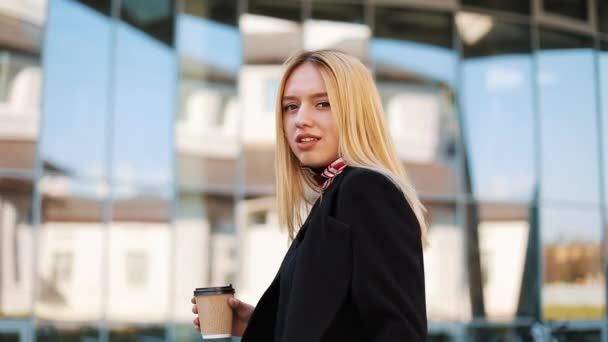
[295,104,314,127]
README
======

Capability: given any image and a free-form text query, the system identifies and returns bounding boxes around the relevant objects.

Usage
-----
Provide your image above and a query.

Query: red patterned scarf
[303,157,348,191]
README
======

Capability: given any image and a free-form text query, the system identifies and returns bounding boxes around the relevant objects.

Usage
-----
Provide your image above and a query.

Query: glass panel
[0,50,41,170]
[460,17,535,202]
[543,0,588,21]
[242,0,303,64]
[0,174,34,318]
[108,184,171,323]
[111,19,176,189]
[423,202,470,321]
[37,323,99,342]
[174,0,240,324]
[109,325,165,341]
[478,202,532,320]
[372,7,460,197]
[40,0,111,182]
[461,0,530,14]
[36,177,104,320]
[120,0,175,46]
[237,196,287,305]
[598,42,608,225]
[538,29,599,205]
[176,0,240,191]
[541,206,605,320]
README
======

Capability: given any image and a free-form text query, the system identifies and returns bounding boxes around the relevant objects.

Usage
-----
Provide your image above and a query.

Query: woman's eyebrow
[282,92,327,101]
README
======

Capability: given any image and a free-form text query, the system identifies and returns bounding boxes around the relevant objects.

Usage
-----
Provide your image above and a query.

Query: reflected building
[1,0,608,341]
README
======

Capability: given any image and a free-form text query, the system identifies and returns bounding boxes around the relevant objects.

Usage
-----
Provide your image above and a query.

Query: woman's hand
[191,296,255,337]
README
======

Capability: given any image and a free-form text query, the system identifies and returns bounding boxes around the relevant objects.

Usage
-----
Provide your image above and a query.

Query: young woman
[192,50,428,341]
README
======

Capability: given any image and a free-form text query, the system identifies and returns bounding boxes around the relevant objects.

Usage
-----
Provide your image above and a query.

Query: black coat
[242,166,427,342]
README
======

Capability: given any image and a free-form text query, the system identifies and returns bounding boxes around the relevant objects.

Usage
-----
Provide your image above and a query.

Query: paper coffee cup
[194,284,235,341]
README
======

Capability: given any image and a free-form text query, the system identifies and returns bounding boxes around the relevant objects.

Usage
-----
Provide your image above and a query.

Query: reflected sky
[599,51,608,209]
[41,0,176,191]
[111,21,175,187]
[538,48,600,205]
[177,14,242,75]
[462,54,535,201]
[41,0,111,180]
[370,38,456,87]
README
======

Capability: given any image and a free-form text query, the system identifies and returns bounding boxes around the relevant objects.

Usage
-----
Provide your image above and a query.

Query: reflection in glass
[74,0,111,16]
[36,176,104,320]
[477,202,531,320]
[237,196,287,305]
[176,0,240,191]
[111,20,176,189]
[598,42,608,224]
[308,2,368,63]
[538,29,599,205]
[242,0,302,64]
[423,203,470,321]
[467,325,534,342]
[460,17,535,201]
[0,50,41,164]
[174,0,241,322]
[0,174,34,318]
[541,206,605,320]
[372,7,460,197]
[41,0,111,182]
[461,0,530,14]
[543,0,588,21]
[120,0,175,46]
[108,183,171,323]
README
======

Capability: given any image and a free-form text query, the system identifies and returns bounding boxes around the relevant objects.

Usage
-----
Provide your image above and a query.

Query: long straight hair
[275,50,428,246]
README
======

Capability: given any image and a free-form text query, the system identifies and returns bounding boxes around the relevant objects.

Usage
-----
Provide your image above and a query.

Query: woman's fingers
[192,304,198,314]
[191,297,196,304]
[193,317,200,328]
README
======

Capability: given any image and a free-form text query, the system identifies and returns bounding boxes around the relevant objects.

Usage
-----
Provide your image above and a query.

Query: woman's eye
[283,104,297,112]
[317,101,330,108]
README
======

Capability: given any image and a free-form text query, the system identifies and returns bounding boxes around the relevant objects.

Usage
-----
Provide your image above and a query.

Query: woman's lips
[296,138,320,151]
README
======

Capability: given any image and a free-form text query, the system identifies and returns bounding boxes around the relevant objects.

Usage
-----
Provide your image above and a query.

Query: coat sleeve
[336,169,427,341]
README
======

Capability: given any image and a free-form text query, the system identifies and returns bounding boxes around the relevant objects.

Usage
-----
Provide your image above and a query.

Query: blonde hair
[275,49,428,246]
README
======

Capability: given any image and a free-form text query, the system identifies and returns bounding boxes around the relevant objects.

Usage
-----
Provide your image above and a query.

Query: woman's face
[282,63,339,168]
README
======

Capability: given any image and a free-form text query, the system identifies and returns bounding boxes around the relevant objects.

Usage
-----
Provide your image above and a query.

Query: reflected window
[543,0,589,21]
[120,0,175,46]
[538,29,599,205]
[372,7,460,197]
[0,175,34,317]
[541,206,605,320]
[307,1,368,61]
[460,17,535,201]
[37,324,99,342]
[462,0,530,14]
[37,177,104,320]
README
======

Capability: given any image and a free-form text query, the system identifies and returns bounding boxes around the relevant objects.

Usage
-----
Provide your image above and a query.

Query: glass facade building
[0,0,607,340]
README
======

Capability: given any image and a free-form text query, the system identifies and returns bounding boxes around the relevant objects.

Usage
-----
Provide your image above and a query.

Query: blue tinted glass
[40,0,111,181]
[461,20,535,201]
[599,47,608,214]
[538,32,599,205]
[111,21,176,189]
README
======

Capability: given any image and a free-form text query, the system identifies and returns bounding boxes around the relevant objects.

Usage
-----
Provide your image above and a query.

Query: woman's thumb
[228,297,240,308]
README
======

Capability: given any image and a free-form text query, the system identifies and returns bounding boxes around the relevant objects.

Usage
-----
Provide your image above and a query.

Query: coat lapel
[281,209,352,342]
